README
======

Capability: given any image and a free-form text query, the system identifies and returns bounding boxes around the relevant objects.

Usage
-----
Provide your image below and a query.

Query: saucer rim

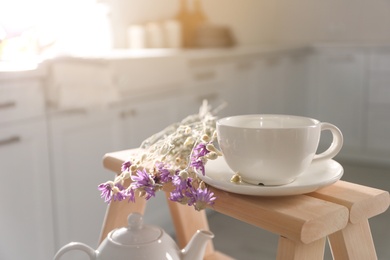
[198,157,344,196]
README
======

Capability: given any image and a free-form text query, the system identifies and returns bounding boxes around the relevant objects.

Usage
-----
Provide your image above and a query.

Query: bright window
[0,0,112,61]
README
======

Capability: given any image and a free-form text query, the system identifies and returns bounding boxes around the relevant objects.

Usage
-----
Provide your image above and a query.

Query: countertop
[0,45,308,81]
[3,43,390,79]
[43,45,308,61]
[0,61,46,81]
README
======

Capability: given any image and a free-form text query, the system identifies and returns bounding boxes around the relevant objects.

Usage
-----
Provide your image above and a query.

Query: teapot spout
[181,230,214,260]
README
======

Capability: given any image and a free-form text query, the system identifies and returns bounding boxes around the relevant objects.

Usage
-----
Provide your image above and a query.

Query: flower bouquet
[98,101,224,211]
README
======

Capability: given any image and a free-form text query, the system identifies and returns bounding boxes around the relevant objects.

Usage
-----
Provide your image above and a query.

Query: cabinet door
[49,108,122,260]
[367,105,390,154]
[308,51,366,153]
[282,53,310,116]
[184,60,232,118]
[116,96,179,149]
[0,79,45,124]
[367,51,390,154]
[223,59,260,116]
[231,53,309,116]
[256,55,288,114]
[46,60,118,110]
[177,83,227,119]
[0,118,55,260]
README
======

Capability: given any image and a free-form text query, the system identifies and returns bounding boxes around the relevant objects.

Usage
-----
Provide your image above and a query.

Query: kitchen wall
[269,0,390,45]
[104,0,390,48]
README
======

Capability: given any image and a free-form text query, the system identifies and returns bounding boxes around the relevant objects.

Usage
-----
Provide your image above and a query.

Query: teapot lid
[110,213,162,245]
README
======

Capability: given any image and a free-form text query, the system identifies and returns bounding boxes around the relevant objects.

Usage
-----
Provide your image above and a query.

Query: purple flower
[169,189,186,203]
[131,169,156,200]
[172,175,192,190]
[112,183,126,202]
[188,187,216,211]
[191,143,209,160]
[98,183,128,202]
[98,183,113,203]
[156,162,173,183]
[144,187,157,200]
[121,160,132,172]
[190,142,210,175]
[131,169,153,187]
[169,172,194,205]
[121,188,135,203]
[190,158,206,175]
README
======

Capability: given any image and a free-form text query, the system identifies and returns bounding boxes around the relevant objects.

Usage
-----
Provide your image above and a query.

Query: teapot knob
[111,212,161,245]
[128,212,143,230]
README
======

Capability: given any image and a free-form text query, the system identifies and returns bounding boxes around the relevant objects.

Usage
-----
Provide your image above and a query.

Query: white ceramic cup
[216,114,343,186]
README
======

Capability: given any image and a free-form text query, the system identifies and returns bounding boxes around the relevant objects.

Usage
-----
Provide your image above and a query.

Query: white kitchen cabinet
[307,49,367,155]
[45,59,118,110]
[184,51,310,118]
[109,56,188,95]
[0,79,46,124]
[0,76,55,260]
[114,96,179,150]
[178,81,228,119]
[48,108,122,260]
[255,51,310,116]
[0,118,55,260]
[222,58,260,116]
[182,58,233,118]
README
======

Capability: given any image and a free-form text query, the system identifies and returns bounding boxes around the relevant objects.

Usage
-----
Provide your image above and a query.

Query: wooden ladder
[99,149,390,260]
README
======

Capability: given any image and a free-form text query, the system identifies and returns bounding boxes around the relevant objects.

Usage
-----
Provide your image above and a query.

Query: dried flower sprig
[98,100,223,211]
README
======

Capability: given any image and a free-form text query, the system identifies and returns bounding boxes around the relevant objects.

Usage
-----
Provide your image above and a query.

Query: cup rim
[216,114,320,129]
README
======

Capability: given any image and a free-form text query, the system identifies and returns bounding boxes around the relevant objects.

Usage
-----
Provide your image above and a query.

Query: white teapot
[54,212,214,260]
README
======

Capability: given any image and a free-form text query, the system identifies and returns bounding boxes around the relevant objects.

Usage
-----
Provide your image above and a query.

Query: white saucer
[198,157,344,196]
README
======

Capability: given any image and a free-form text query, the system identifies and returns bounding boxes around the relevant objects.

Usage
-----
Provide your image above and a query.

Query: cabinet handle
[0,136,21,147]
[0,101,16,110]
[120,109,137,119]
[58,108,88,115]
[193,71,216,81]
[327,55,355,63]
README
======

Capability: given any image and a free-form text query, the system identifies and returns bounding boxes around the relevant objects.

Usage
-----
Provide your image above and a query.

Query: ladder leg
[276,236,326,260]
[328,219,377,260]
[165,192,215,254]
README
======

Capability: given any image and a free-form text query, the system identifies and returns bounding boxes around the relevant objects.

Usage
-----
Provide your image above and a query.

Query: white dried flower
[184,136,195,147]
[179,170,189,179]
[230,174,242,183]
[205,152,218,160]
[201,134,210,142]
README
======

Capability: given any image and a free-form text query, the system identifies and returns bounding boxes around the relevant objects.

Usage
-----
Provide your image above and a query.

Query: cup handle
[54,242,97,260]
[313,122,343,162]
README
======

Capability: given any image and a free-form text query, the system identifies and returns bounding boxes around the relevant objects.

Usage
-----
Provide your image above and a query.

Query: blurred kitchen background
[1,0,389,259]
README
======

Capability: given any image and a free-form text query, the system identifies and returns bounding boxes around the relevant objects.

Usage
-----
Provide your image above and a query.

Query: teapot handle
[54,242,97,260]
